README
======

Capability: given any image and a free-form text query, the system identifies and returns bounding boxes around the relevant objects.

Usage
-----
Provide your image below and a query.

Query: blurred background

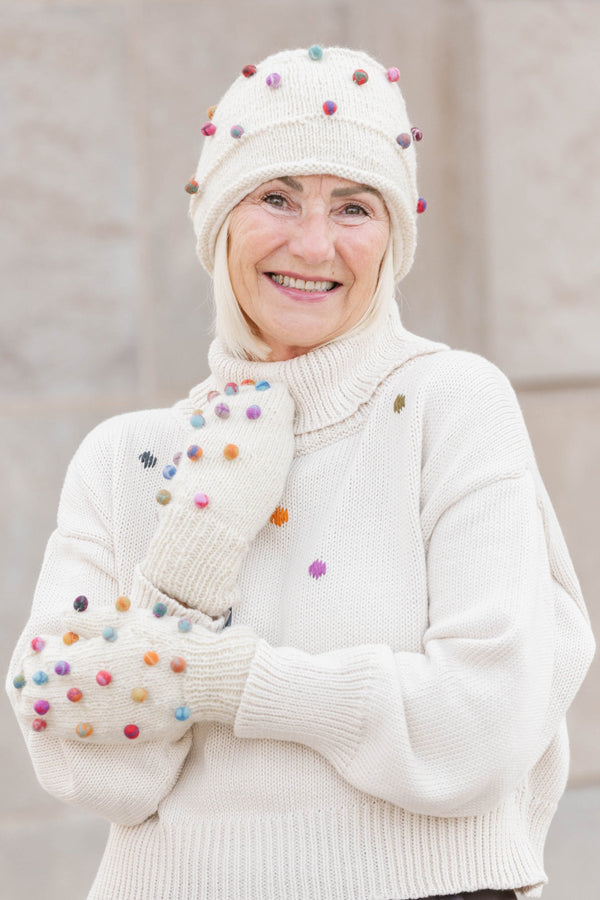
[1,0,598,897]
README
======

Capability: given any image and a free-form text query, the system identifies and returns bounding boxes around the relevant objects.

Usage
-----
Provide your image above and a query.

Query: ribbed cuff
[131,566,226,632]
[234,640,377,770]
[185,626,258,726]
[141,508,248,617]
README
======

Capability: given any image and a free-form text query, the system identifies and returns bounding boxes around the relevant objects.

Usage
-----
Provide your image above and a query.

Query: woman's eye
[262,193,286,208]
[343,203,368,216]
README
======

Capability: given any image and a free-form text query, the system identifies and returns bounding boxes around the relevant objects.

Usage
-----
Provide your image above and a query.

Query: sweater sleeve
[4,418,199,827]
[234,353,595,817]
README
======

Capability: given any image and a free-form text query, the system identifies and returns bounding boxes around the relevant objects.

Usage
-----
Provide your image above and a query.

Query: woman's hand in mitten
[141,380,295,617]
[13,598,257,744]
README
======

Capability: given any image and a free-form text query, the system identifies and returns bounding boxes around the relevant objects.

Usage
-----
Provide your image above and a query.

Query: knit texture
[142,381,295,616]
[189,47,419,280]
[6,304,595,899]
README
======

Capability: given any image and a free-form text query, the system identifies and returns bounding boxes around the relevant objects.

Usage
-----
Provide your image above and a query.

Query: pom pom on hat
[188,46,419,283]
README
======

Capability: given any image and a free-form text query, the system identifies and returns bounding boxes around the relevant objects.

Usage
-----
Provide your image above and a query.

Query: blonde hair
[211,212,399,362]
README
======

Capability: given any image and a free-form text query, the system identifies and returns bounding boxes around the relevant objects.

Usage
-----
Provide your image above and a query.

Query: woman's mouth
[268,273,339,293]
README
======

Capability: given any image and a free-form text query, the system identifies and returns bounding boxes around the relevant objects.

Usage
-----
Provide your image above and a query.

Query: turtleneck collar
[204,302,447,437]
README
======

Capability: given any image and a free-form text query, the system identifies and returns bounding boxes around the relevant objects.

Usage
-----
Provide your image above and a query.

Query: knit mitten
[13,599,258,744]
[141,380,295,617]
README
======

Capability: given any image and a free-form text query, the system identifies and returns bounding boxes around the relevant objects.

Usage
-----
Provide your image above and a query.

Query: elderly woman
[6,47,594,900]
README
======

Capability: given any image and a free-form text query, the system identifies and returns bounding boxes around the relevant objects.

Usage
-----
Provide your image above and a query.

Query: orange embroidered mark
[270,506,289,527]
[393,394,406,413]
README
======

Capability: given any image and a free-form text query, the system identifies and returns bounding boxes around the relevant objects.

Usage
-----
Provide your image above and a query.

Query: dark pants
[426,891,517,900]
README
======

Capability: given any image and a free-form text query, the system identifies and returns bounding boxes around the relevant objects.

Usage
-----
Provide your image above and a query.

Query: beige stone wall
[1,1,598,896]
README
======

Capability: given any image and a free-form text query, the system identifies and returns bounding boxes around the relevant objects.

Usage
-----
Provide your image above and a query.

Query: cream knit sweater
[6,303,594,900]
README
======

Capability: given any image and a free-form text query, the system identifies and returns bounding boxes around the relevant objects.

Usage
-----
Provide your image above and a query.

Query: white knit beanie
[188,46,421,282]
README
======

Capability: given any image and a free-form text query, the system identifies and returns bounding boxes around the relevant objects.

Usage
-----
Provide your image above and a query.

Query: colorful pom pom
[32,671,48,686]
[201,122,216,137]
[230,125,244,139]
[255,380,270,391]
[63,631,79,645]
[185,178,199,194]
[173,452,182,466]
[156,489,171,506]
[187,445,203,461]
[175,706,191,721]
[417,198,427,214]
[190,411,205,428]
[170,657,186,673]
[144,651,159,666]
[116,596,131,612]
[76,723,93,738]
[411,126,423,141]
[178,618,192,633]
[103,626,118,642]
[207,390,220,402]
[387,67,400,82]
[207,105,217,119]
[396,133,411,149]
[353,69,368,86]
[74,595,88,612]
[153,602,167,619]
[124,724,140,739]
[31,637,45,653]
[32,718,47,732]
[223,444,239,460]
[309,559,327,579]
[266,72,281,89]
[308,45,323,60]
[96,670,112,686]
[67,688,83,702]
[215,402,230,418]
[224,382,239,395]
[131,687,147,703]
[193,493,209,509]
[246,405,261,420]
[242,64,257,77]
[241,379,255,386]
[163,464,177,480]
[34,699,50,716]
[323,100,337,116]
[54,660,70,676]
[13,675,26,690]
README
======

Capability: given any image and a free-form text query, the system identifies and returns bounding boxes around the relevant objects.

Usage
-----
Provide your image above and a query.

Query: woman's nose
[287,211,336,264]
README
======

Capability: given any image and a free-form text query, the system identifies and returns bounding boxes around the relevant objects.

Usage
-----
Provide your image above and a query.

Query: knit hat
[188,46,420,282]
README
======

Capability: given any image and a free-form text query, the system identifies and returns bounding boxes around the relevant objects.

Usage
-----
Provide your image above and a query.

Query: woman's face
[227,174,390,361]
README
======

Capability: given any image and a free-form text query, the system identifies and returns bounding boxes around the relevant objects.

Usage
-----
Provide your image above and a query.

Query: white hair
[211,212,399,361]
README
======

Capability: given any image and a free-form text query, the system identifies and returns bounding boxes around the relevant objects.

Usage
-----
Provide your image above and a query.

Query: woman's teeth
[269,274,336,292]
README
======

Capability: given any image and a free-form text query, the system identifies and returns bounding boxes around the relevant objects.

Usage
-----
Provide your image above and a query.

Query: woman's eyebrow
[331,184,382,199]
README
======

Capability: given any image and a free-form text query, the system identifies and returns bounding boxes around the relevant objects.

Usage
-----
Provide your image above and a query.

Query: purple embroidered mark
[309,559,326,579]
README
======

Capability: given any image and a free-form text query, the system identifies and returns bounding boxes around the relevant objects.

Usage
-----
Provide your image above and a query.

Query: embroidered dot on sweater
[230,125,244,139]
[353,69,368,85]
[266,72,281,89]
[73,595,88,612]
[153,602,167,619]
[96,670,112,686]
[170,657,186,673]
[32,671,48,686]
[31,637,45,652]
[32,718,47,732]
[34,699,50,716]
[175,706,191,721]
[163,464,177,480]
[138,450,157,469]
[224,382,239,395]
[131,688,147,703]
[115,596,131,612]
[190,411,205,428]
[187,445,203,461]
[54,661,70,676]
[67,688,82,702]
[124,724,140,739]
[103,626,118,642]
[215,403,230,419]
[393,394,406,413]
[144,651,159,666]
[323,100,337,116]
[308,559,326,579]
[63,631,79,645]
[156,489,171,506]
[270,506,289,526]
[246,405,261,420]
[13,675,26,690]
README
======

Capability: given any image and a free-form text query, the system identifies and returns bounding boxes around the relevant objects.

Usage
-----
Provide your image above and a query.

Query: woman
[6,46,595,900]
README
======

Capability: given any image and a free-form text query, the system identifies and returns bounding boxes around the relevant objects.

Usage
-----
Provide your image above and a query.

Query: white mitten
[13,598,257,744]
[141,380,295,617]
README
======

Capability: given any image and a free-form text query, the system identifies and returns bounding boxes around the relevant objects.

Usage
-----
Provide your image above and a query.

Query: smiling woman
[6,45,594,900]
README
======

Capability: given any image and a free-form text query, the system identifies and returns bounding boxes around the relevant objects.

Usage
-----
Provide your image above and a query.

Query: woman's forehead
[255,175,384,200]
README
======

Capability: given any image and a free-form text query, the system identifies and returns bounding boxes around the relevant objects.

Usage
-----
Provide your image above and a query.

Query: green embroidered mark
[393,394,406,413]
